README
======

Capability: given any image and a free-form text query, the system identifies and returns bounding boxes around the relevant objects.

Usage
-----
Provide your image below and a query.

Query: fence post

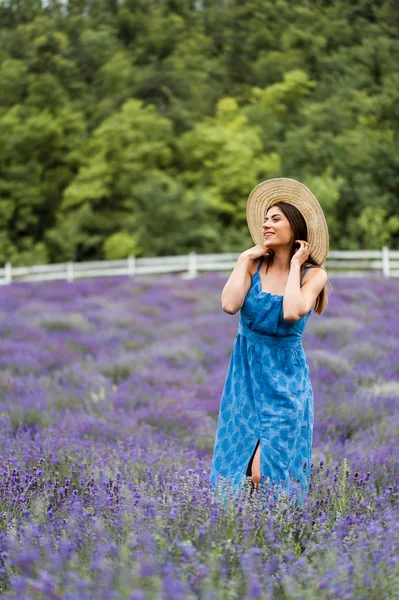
[187,251,197,279]
[66,261,74,282]
[127,255,136,276]
[5,262,12,285]
[382,246,390,278]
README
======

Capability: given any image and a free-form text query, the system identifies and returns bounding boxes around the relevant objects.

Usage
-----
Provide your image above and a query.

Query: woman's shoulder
[247,256,263,276]
[302,263,327,278]
[303,263,328,284]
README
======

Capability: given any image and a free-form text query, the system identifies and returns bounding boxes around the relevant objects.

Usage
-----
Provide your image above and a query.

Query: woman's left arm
[283,265,327,321]
[283,240,328,321]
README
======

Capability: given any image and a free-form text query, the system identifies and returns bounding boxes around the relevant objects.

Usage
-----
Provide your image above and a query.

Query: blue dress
[209,256,316,505]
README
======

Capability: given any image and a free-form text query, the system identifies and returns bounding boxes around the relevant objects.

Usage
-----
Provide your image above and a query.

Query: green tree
[1,0,399,264]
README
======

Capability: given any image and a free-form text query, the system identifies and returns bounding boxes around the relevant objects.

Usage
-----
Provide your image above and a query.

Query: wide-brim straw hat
[246,177,329,266]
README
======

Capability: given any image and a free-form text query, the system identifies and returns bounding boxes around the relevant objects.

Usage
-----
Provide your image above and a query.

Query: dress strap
[256,256,264,273]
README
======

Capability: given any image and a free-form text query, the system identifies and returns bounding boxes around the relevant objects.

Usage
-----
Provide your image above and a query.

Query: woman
[209,178,330,506]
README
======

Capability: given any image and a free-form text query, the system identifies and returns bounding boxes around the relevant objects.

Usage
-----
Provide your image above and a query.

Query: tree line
[1,0,398,265]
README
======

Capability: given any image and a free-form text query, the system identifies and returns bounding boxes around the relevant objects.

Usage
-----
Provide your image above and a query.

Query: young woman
[209,178,330,505]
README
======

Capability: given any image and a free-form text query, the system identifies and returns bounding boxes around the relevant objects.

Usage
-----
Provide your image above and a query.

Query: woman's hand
[241,244,273,261]
[291,240,311,267]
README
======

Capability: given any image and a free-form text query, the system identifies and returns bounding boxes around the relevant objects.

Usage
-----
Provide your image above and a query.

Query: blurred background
[1,0,399,267]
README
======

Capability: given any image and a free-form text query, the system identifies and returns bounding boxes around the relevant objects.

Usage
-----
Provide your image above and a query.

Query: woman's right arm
[221,246,269,315]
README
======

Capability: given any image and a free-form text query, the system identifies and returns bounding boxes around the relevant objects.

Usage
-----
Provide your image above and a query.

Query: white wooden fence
[0,247,398,285]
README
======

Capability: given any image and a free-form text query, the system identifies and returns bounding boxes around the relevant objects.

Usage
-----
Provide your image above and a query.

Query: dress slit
[245,439,260,477]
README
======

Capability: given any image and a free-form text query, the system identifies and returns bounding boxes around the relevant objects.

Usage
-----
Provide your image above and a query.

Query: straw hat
[246,177,329,266]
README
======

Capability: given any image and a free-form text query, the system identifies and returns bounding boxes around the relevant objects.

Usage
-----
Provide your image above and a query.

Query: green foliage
[103,231,141,259]
[176,97,281,249]
[358,206,399,249]
[1,0,399,265]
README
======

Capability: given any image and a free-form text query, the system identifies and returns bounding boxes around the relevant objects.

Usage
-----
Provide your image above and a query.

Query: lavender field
[0,272,398,599]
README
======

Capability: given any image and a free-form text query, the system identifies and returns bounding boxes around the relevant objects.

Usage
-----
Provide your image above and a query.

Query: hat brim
[246,178,329,266]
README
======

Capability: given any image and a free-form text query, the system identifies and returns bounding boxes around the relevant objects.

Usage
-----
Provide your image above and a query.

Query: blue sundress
[209,256,316,505]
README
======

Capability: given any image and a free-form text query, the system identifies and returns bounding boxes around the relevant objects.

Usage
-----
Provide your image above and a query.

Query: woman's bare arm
[221,255,252,314]
[221,246,269,314]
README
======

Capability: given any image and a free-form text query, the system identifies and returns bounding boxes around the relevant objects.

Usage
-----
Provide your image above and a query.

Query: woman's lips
[264,233,275,238]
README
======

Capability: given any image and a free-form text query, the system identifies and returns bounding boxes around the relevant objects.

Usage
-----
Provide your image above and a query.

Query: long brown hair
[263,202,331,315]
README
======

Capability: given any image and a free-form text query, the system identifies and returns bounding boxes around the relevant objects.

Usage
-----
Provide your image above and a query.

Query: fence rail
[0,247,398,285]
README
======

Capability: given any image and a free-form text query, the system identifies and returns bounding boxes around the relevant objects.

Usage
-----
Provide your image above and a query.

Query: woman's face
[262,207,293,248]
